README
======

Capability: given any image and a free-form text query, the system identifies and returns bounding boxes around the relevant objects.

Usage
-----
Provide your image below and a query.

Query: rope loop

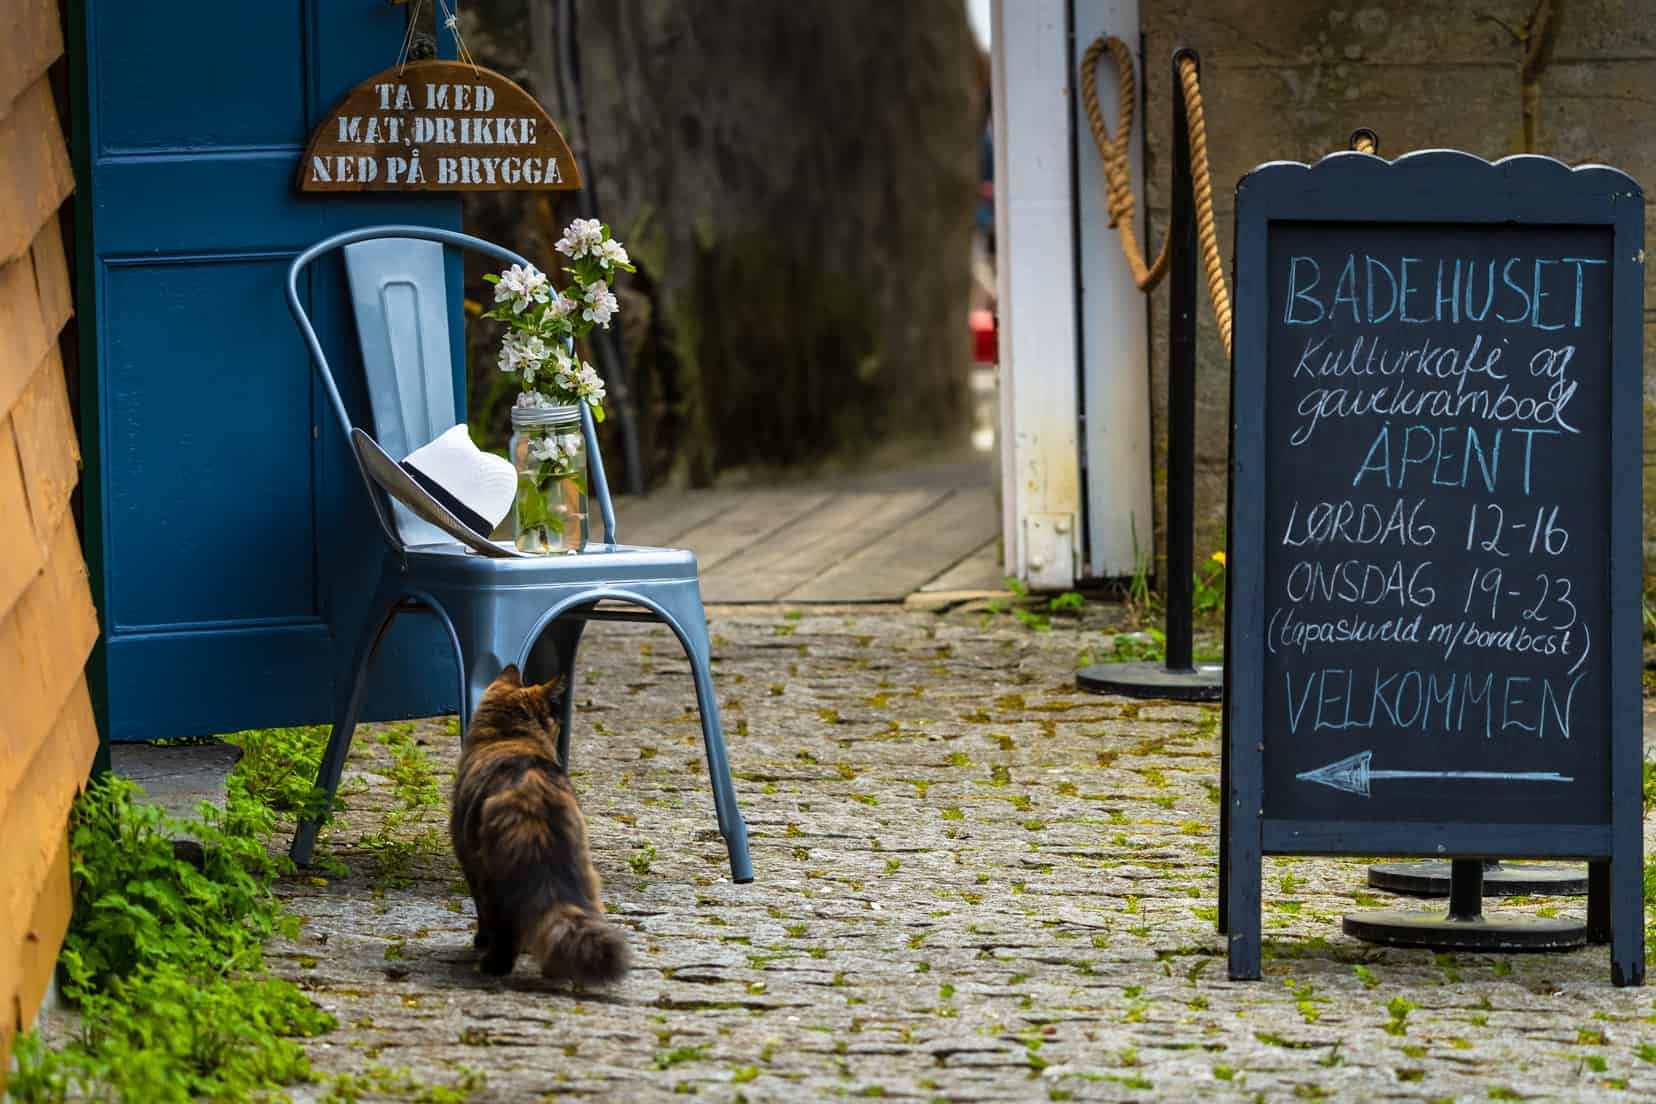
[1081,37,1233,355]
[1079,37,1167,290]
[1174,52,1233,355]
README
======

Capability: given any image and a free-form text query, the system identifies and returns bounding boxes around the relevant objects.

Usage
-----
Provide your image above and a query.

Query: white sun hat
[351,425,529,558]
[401,424,517,532]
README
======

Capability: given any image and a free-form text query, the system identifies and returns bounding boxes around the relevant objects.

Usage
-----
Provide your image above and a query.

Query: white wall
[991,0,1081,590]
[965,0,992,49]
[1073,0,1152,579]
[991,0,1148,589]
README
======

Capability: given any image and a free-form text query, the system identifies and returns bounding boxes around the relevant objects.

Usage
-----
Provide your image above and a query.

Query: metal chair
[284,225,752,883]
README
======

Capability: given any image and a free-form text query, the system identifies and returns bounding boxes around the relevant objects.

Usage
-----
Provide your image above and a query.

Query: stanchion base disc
[1369,861,1588,898]
[1343,909,1586,951]
[1075,661,1224,701]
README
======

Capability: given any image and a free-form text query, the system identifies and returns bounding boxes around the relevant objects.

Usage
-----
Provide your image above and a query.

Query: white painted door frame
[991,0,1149,589]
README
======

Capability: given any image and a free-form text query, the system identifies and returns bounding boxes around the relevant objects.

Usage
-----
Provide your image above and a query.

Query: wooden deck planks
[611,462,1002,603]
[613,489,742,549]
[788,485,1000,602]
[918,537,1005,593]
[700,488,945,602]
[663,490,833,572]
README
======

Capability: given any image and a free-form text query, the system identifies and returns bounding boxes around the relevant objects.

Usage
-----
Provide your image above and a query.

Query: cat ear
[526,675,566,712]
[496,664,523,688]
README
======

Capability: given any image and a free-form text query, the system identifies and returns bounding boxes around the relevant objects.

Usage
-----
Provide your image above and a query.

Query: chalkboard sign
[1224,151,1645,986]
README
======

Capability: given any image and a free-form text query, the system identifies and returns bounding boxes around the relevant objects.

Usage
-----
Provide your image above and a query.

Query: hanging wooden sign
[298,60,581,192]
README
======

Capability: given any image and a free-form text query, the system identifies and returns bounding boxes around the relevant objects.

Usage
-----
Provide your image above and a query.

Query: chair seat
[401,540,700,587]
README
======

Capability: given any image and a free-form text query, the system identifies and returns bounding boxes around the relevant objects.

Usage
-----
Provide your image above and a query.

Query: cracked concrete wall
[1129,0,1656,574]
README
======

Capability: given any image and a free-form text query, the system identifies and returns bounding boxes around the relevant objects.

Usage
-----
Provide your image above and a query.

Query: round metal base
[1075,661,1224,701]
[1343,909,1587,951]
[1369,860,1588,898]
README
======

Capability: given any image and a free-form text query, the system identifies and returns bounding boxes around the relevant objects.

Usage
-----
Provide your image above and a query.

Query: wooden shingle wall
[0,0,100,1086]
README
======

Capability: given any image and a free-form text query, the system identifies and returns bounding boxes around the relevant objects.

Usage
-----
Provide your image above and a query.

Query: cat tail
[527,903,629,985]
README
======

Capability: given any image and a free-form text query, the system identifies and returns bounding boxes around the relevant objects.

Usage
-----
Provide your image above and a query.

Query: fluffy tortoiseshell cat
[450,665,628,984]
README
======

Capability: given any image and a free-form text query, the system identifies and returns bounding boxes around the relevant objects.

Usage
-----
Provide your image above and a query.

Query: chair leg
[662,595,753,883]
[524,615,587,766]
[451,622,500,741]
[291,592,402,865]
[552,619,587,769]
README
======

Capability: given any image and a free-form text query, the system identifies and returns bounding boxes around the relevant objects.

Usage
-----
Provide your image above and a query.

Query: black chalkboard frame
[1223,150,1645,986]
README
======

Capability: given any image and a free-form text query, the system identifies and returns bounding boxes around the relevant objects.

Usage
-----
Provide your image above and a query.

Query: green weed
[224,723,334,820]
[9,775,334,1103]
[357,724,446,887]
[321,1064,486,1103]
[1385,995,1418,1036]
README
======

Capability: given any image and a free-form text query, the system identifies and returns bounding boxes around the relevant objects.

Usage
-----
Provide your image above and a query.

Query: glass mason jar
[509,403,588,554]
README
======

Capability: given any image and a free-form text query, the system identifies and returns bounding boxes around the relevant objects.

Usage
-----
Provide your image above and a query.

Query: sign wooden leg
[1611,849,1646,986]
[1217,749,1229,935]
[1225,848,1260,979]
[1226,710,1261,978]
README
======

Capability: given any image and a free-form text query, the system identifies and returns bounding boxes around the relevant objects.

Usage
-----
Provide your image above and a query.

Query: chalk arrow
[1295,750,1573,798]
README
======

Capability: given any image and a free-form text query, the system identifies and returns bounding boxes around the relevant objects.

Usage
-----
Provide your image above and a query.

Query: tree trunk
[462,1,983,487]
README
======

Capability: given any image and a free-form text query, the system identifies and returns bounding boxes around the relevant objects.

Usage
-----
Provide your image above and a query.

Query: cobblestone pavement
[274,603,1656,1103]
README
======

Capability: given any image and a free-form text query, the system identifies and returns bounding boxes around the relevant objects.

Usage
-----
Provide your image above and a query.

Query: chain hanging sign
[298,60,581,192]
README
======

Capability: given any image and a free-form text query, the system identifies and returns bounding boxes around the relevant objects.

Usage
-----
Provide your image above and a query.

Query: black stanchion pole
[1077,47,1221,702]
[1164,46,1198,674]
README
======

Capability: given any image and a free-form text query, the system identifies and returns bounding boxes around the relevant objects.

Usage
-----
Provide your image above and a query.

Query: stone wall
[1130,0,1655,570]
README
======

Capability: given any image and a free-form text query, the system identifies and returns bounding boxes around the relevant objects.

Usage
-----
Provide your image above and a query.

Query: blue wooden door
[83,3,465,740]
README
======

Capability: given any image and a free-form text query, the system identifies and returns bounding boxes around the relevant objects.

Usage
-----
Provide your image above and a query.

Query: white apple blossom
[547,345,578,391]
[594,237,630,269]
[526,431,584,468]
[493,263,551,313]
[575,361,606,406]
[554,218,605,259]
[525,435,560,464]
[488,233,626,439]
[582,283,619,326]
[499,332,551,384]
[496,330,528,373]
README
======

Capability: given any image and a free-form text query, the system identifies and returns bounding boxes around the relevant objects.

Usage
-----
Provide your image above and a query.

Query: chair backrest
[342,238,457,547]
[285,225,617,553]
